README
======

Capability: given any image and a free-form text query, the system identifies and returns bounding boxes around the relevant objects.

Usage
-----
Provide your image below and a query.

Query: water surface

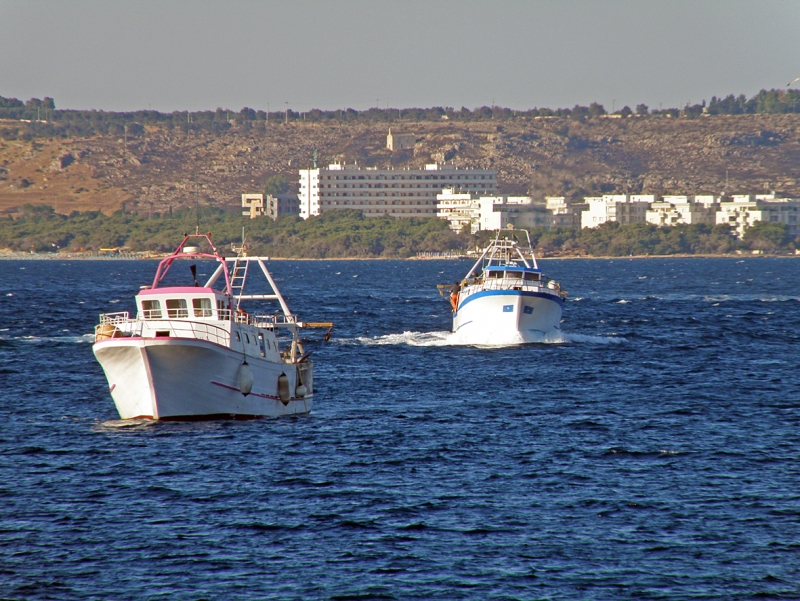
[1,257,799,600]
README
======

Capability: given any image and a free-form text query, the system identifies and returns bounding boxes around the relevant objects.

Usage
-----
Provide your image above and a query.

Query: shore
[1,250,798,261]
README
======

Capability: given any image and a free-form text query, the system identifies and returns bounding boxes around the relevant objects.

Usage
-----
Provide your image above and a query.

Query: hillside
[1,113,799,217]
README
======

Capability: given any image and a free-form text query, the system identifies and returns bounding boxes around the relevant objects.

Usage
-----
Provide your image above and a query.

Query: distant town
[239,131,799,242]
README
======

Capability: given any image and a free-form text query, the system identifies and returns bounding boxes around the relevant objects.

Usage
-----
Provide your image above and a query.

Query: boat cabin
[136,287,230,321]
[483,268,541,282]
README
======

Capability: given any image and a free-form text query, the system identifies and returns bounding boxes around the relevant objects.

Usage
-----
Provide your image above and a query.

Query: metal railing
[459,277,564,302]
[96,313,231,346]
[99,311,131,325]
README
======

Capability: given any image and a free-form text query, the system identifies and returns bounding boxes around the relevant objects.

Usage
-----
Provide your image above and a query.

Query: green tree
[743,221,789,251]
[264,174,290,195]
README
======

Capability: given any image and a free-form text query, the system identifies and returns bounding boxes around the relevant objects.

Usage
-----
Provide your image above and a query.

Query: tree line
[2,89,800,141]
[0,206,468,258]
[1,206,796,257]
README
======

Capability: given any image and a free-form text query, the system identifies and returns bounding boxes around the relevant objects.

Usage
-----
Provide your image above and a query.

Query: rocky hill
[1,113,799,216]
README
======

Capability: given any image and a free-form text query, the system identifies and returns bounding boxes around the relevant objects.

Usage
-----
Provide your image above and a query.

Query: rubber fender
[295,366,307,398]
[238,361,254,396]
[277,373,290,405]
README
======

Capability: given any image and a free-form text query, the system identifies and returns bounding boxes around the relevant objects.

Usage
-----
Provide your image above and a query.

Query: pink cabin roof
[137,286,222,296]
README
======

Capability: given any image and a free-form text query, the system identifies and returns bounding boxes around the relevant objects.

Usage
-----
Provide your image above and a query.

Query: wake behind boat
[92,233,332,420]
[439,228,567,345]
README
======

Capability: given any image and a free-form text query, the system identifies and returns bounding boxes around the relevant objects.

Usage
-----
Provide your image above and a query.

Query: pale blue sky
[1,0,798,113]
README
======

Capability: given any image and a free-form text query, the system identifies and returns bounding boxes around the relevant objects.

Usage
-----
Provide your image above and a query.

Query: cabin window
[193,298,213,317]
[524,272,540,282]
[235,331,241,342]
[506,271,523,279]
[244,333,250,344]
[166,299,188,318]
[217,300,226,319]
[488,270,503,279]
[258,333,266,357]
[141,300,162,319]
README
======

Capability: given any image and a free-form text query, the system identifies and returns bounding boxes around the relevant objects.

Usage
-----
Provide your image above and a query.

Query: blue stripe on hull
[457,289,564,313]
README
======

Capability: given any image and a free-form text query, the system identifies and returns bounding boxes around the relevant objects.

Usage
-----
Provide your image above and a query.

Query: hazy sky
[1,1,799,113]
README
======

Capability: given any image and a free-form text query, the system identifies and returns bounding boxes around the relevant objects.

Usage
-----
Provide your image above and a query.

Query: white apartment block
[436,189,480,232]
[436,189,531,232]
[581,194,654,228]
[646,195,719,227]
[436,190,583,233]
[298,163,497,220]
[546,197,585,228]
[716,194,800,238]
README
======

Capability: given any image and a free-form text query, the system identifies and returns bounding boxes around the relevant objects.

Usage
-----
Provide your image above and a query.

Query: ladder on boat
[229,259,249,310]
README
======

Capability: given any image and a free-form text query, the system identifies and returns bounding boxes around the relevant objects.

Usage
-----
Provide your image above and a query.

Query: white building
[265,194,300,220]
[716,194,800,238]
[242,193,300,220]
[436,190,583,232]
[298,163,497,219]
[581,194,654,228]
[436,189,480,232]
[545,196,586,228]
[646,195,719,226]
[242,194,265,219]
[386,129,416,151]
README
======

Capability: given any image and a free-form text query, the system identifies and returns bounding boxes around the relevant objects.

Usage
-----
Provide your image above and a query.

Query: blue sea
[1,257,800,600]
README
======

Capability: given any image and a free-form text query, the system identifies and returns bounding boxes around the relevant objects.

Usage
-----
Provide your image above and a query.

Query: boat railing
[161,320,231,346]
[247,313,298,327]
[96,313,231,346]
[99,311,131,325]
[460,277,566,300]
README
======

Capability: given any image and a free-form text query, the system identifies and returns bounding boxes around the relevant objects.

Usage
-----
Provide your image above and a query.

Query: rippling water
[2,257,800,600]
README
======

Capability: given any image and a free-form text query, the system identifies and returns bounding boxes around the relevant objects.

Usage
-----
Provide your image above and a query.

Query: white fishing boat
[92,233,332,420]
[440,228,567,344]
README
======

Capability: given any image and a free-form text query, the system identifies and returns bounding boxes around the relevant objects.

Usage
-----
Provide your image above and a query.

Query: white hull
[453,290,563,345]
[93,337,313,419]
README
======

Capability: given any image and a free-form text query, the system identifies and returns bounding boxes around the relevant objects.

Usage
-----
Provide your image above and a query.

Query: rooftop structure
[298,163,497,219]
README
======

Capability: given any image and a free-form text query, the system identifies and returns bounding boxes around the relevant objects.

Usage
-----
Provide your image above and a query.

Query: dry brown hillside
[1,113,798,216]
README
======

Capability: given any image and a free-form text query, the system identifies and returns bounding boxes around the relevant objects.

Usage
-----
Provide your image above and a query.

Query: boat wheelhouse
[440,228,567,344]
[92,233,331,420]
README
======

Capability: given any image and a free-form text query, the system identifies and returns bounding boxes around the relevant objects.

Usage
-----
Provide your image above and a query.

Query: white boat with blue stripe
[440,228,567,345]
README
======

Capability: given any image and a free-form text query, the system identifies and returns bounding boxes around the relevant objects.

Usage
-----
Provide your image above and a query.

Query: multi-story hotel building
[436,190,586,233]
[581,194,655,228]
[716,194,800,238]
[298,163,497,219]
[645,195,719,227]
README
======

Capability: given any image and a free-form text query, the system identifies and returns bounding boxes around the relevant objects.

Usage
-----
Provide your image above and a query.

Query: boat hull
[93,337,313,419]
[453,289,563,344]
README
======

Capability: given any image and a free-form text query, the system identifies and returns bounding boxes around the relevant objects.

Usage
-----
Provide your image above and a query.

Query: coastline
[1,251,797,261]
